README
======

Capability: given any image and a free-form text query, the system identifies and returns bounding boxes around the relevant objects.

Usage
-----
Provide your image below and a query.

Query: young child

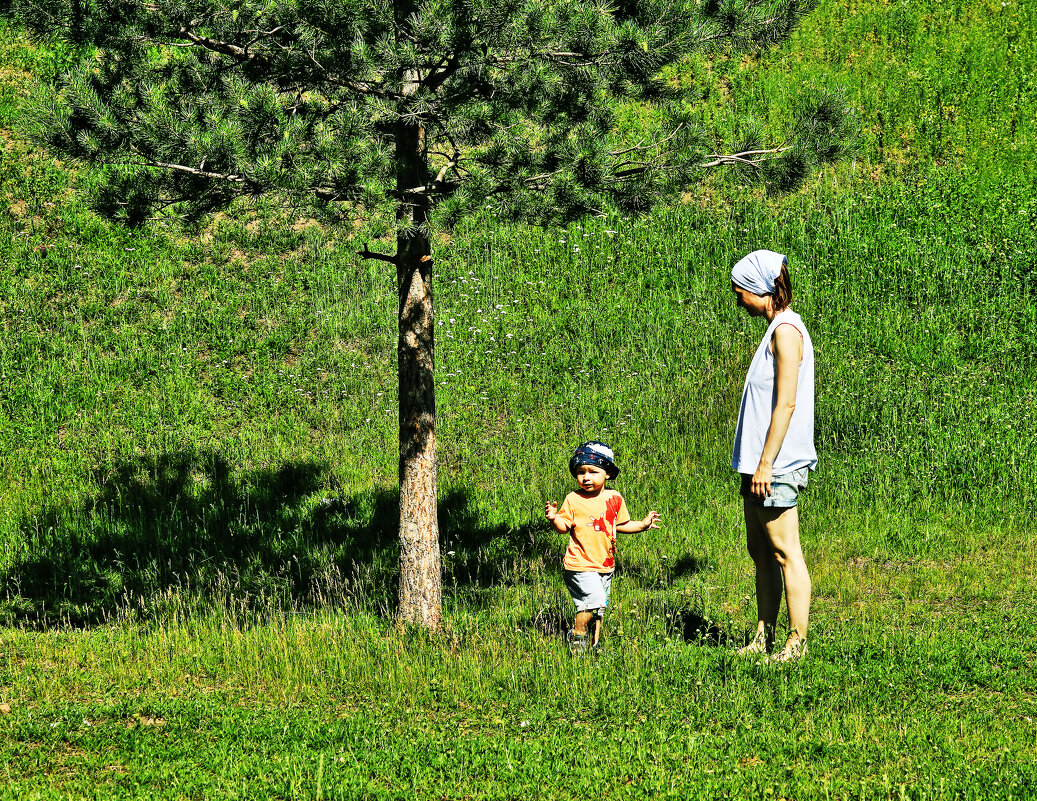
[545,441,660,654]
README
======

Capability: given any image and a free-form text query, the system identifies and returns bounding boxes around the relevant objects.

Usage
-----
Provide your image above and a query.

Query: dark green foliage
[796,91,855,164]
[700,0,820,51]
[10,0,846,227]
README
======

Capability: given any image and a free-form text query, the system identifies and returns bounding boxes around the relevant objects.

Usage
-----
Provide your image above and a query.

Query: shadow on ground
[518,606,734,647]
[523,606,571,637]
[666,608,733,647]
[0,449,551,629]
[620,553,713,586]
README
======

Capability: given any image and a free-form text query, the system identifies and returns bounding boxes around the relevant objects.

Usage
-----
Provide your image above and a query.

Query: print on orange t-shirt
[557,489,630,573]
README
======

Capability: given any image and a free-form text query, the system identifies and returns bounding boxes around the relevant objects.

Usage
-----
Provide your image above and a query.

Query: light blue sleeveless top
[731,308,817,475]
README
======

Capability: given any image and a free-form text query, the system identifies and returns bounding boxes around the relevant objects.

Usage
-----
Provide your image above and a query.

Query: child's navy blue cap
[569,441,619,480]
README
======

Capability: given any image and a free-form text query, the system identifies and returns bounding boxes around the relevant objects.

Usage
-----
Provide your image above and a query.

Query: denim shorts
[563,570,613,612]
[740,467,809,508]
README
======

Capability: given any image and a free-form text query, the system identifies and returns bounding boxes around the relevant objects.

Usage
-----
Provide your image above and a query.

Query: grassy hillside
[0,0,1035,797]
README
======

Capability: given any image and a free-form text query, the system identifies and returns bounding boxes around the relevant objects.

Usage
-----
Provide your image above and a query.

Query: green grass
[0,0,1036,797]
[3,579,1036,799]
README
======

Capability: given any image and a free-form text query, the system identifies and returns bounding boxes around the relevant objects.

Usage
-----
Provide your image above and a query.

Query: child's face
[574,464,608,494]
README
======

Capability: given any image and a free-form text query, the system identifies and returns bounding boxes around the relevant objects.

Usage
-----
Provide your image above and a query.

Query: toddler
[545,441,660,654]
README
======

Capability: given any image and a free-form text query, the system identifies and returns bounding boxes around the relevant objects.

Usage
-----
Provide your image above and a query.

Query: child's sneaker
[566,630,588,655]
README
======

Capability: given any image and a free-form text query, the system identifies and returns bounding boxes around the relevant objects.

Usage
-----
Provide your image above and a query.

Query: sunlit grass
[0,0,1036,797]
[2,541,1034,798]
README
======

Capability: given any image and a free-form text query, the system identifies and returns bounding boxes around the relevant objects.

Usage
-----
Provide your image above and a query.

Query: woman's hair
[771,258,792,312]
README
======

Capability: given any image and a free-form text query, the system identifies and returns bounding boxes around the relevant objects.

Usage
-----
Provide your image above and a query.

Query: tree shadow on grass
[619,553,713,587]
[512,556,727,642]
[439,498,565,629]
[623,553,734,648]
[440,501,555,593]
[0,449,550,629]
[523,606,571,638]
[665,608,733,648]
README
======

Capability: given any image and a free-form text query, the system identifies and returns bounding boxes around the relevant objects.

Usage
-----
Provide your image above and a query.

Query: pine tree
[11,0,851,629]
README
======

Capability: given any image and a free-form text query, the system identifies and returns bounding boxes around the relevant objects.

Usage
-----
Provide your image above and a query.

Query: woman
[730,249,816,663]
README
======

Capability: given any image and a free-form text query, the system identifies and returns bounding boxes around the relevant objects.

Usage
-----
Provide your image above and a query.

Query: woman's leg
[741,498,782,653]
[758,505,811,655]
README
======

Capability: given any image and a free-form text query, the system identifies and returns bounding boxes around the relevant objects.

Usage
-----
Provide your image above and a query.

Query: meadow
[1,0,1036,797]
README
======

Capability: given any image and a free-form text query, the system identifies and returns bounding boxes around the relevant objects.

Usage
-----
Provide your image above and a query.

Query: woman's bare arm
[751,323,803,497]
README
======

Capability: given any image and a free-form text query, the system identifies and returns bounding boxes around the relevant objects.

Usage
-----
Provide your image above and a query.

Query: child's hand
[642,511,661,530]
[545,501,558,521]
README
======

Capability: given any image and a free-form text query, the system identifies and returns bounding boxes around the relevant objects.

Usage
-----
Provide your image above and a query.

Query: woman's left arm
[751,323,804,499]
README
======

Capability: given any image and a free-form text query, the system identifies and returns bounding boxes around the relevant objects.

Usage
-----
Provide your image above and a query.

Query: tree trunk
[394,87,442,630]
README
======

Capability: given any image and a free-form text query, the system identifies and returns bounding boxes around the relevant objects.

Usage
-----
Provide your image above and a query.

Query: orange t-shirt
[556,489,630,573]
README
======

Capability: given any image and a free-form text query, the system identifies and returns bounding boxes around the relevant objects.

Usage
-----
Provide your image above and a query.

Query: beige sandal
[736,631,770,656]
[770,639,808,663]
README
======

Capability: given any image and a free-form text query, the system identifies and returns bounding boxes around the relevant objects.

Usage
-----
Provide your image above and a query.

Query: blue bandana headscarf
[569,441,619,480]
[731,250,787,296]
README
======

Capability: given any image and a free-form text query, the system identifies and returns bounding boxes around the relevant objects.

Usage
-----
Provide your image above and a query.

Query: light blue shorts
[740,467,809,508]
[563,570,613,613]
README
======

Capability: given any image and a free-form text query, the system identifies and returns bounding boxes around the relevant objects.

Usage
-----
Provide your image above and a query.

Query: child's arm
[615,510,661,534]
[545,501,571,534]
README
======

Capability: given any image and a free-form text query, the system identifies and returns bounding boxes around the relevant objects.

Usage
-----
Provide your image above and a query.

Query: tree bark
[394,77,442,630]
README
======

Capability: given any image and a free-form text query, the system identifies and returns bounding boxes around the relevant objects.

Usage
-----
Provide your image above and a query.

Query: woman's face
[732,282,770,317]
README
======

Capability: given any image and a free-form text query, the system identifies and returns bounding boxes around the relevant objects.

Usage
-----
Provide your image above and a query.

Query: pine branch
[313,186,367,202]
[434,161,458,184]
[131,159,368,205]
[137,160,254,185]
[422,55,463,93]
[612,162,661,179]
[358,245,398,265]
[486,50,619,69]
[176,27,256,61]
[171,22,401,100]
[396,165,461,198]
[699,146,792,169]
[610,125,687,158]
